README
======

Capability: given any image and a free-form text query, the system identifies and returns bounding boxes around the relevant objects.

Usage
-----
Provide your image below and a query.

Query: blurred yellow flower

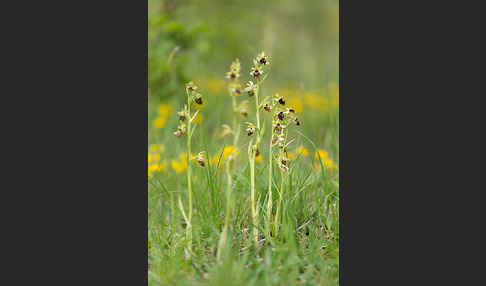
[148,163,161,172]
[158,104,173,117]
[170,153,196,173]
[210,154,221,166]
[171,159,187,173]
[222,145,239,159]
[296,146,309,156]
[149,144,165,153]
[148,154,153,163]
[315,149,329,160]
[328,83,339,109]
[153,116,167,129]
[287,152,295,160]
[255,154,263,163]
[148,160,168,178]
[152,153,161,162]
[204,78,224,93]
[314,158,337,171]
[193,113,203,124]
[304,92,329,111]
[287,97,303,113]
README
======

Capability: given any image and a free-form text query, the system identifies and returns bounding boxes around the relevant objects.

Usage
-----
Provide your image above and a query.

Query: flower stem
[186,94,193,252]
[217,161,232,261]
[250,83,261,244]
[266,127,273,239]
[250,153,257,243]
[232,96,239,148]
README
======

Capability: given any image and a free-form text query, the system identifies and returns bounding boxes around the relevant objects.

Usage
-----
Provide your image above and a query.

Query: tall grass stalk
[266,126,273,239]
[185,90,193,253]
[250,83,261,243]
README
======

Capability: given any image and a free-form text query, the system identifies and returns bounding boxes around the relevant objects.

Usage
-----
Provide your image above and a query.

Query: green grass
[148,88,339,285]
[148,1,339,284]
[148,153,339,285]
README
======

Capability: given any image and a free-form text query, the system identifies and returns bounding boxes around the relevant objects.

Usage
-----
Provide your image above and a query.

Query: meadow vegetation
[148,1,339,285]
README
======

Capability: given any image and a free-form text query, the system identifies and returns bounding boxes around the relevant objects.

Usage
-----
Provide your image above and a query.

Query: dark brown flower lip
[278,112,284,120]
[278,98,285,105]
[195,97,203,105]
[251,70,261,77]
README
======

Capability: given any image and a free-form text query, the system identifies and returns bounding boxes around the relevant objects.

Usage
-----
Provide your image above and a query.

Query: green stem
[255,85,260,129]
[250,154,257,243]
[217,161,232,261]
[267,128,273,238]
[274,128,288,236]
[186,94,193,252]
[250,83,262,244]
[232,96,239,148]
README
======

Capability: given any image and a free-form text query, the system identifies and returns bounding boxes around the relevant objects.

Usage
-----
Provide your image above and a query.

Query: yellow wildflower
[314,158,337,171]
[171,159,187,173]
[296,146,309,156]
[315,149,329,160]
[255,154,263,163]
[152,153,161,162]
[210,154,220,166]
[149,144,164,153]
[287,97,304,113]
[204,78,224,93]
[287,152,295,160]
[148,163,160,172]
[158,104,173,117]
[193,113,203,124]
[222,145,239,159]
[153,116,167,129]
[304,92,329,111]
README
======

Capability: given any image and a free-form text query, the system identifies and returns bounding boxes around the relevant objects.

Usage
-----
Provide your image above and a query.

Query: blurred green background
[148,0,339,162]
